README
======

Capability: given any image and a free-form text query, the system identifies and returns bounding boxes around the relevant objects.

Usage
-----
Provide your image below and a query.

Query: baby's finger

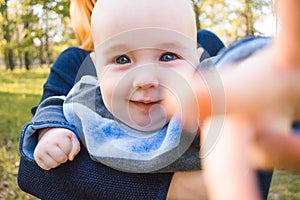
[54,131,75,156]
[68,133,81,161]
[35,153,60,170]
[274,0,300,67]
[35,157,50,170]
[47,145,69,164]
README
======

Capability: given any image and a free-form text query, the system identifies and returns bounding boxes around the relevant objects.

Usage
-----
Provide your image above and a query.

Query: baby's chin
[108,102,173,132]
[121,114,169,132]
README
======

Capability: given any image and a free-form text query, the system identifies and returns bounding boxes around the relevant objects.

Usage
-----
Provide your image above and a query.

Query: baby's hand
[34,128,81,170]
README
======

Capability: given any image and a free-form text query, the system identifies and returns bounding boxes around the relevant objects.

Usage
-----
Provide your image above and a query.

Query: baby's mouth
[130,99,162,113]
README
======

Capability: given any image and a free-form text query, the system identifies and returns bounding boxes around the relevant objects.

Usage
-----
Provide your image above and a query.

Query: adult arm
[19,141,174,200]
[31,47,90,115]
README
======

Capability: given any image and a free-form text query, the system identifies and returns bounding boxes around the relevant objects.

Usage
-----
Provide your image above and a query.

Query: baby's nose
[132,65,159,89]
[133,79,159,89]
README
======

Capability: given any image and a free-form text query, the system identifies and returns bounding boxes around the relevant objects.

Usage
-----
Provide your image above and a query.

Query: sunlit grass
[0,68,48,199]
[0,68,49,95]
[0,68,48,143]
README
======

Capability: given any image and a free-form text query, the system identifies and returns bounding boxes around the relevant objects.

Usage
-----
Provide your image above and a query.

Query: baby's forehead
[96,28,196,50]
[91,0,196,47]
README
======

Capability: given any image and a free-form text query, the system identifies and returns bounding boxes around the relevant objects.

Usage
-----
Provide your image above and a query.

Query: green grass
[0,68,299,199]
[0,68,48,144]
[0,68,48,199]
[269,170,300,200]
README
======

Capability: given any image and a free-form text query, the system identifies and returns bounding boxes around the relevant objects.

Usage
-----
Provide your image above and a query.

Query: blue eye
[160,53,178,62]
[114,55,131,64]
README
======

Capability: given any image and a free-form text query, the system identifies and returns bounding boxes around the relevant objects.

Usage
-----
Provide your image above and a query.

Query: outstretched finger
[274,0,300,67]
[202,116,260,200]
[250,130,300,170]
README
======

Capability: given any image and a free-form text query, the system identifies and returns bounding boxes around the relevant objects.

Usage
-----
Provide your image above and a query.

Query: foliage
[192,0,274,44]
[1,0,275,69]
[0,0,74,70]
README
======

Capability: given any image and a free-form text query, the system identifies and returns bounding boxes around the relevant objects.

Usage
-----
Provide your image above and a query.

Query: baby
[34,0,202,172]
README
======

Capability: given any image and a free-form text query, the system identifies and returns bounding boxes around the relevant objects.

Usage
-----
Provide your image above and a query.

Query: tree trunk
[24,51,30,70]
[245,0,255,35]
[6,49,15,70]
[192,0,201,30]
[23,20,31,70]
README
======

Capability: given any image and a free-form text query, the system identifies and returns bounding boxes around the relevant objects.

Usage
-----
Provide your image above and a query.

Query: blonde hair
[70,0,97,51]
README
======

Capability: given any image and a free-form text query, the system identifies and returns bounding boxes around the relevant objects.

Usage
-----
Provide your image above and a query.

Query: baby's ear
[197,47,204,58]
[198,47,211,62]
[90,52,96,65]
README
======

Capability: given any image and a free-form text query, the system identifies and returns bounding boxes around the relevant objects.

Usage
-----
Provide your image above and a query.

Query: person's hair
[70,0,97,51]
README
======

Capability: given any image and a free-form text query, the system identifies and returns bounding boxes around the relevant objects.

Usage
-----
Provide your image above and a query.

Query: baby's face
[92,0,199,131]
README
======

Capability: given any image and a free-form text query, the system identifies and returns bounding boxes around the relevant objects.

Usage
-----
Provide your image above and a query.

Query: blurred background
[0,0,299,199]
[0,0,276,70]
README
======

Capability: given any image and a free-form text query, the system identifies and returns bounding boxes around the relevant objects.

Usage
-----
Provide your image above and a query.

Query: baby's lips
[130,97,162,104]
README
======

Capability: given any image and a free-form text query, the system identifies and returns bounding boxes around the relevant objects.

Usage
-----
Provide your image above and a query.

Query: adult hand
[216,0,300,172]
[201,0,300,199]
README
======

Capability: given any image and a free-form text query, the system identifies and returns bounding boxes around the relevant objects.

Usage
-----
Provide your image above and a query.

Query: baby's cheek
[163,90,181,119]
[99,82,113,110]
